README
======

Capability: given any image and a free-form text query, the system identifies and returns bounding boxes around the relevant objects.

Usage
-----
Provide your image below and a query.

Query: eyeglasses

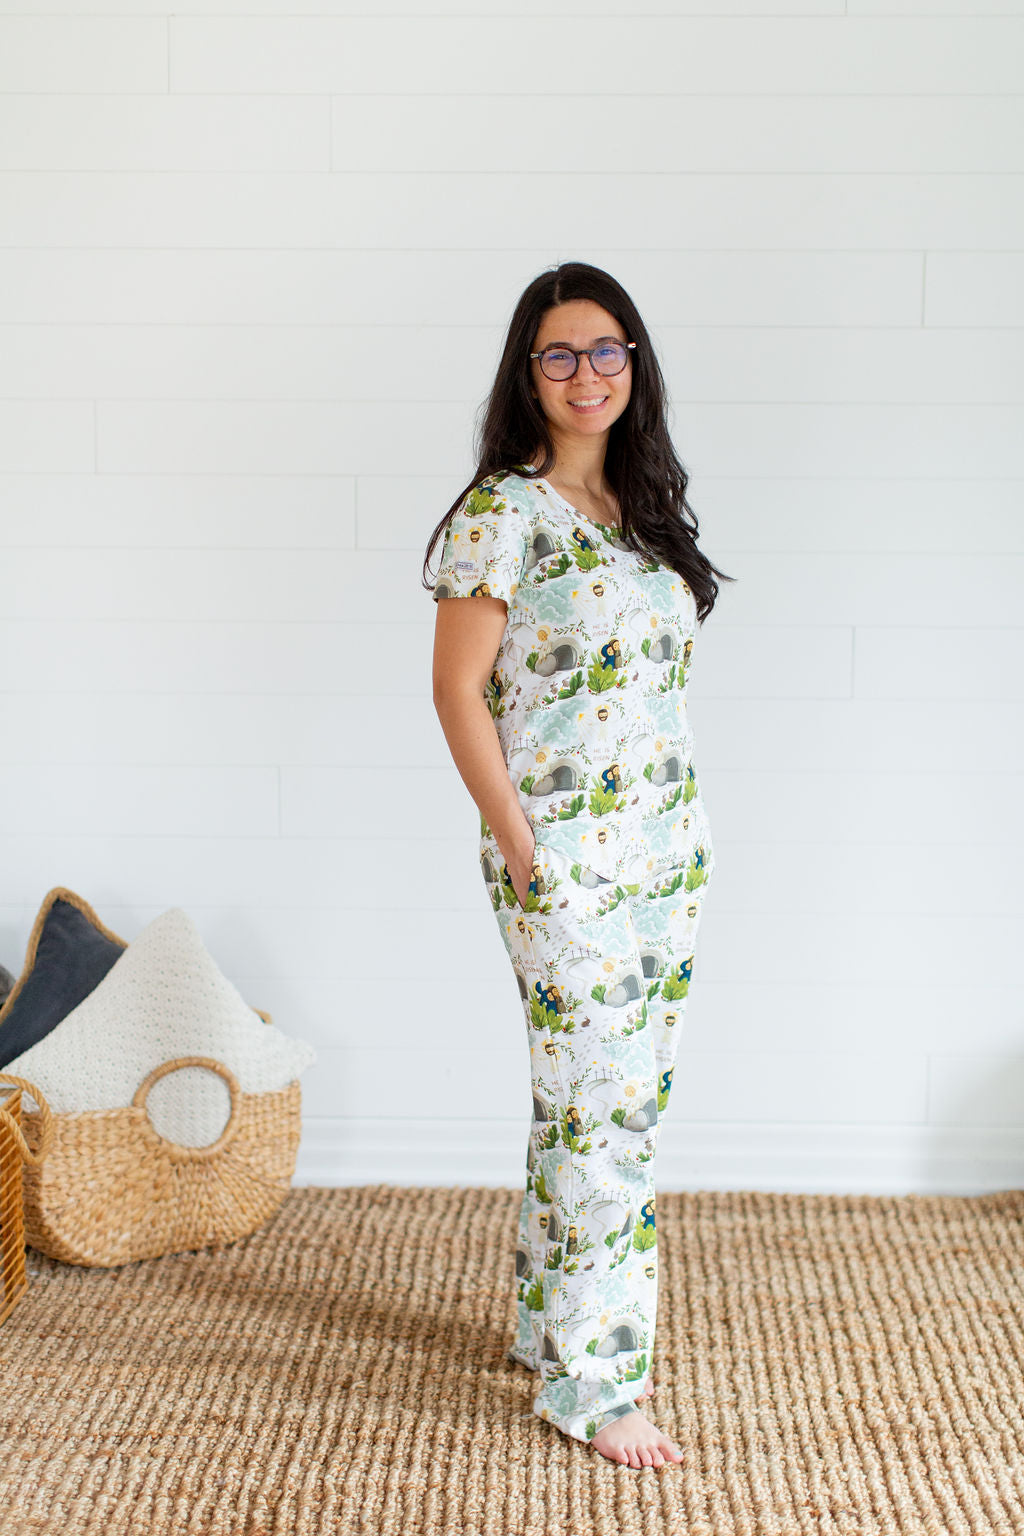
[529,339,636,381]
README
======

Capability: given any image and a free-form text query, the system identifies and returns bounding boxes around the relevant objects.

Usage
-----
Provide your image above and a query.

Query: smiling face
[529,298,632,455]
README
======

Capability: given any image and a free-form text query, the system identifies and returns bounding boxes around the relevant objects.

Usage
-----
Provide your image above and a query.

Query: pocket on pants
[487,835,612,922]
[527,842,611,926]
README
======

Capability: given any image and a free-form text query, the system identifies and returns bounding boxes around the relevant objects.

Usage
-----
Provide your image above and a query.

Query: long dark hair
[422,260,735,623]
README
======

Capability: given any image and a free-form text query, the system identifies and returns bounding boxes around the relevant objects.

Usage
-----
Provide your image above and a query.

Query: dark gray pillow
[0,888,127,1069]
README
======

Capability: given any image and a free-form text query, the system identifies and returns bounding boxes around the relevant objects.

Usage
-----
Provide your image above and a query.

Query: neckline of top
[519,466,622,533]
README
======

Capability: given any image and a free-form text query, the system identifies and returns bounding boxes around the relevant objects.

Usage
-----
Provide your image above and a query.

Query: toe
[638,1445,655,1467]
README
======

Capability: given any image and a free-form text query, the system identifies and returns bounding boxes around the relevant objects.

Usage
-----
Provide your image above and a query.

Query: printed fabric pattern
[431,465,717,1445]
[431,467,713,884]
[483,835,713,1442]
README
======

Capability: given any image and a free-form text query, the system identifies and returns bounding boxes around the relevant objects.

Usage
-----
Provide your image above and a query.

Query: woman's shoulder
[463,467,540,521]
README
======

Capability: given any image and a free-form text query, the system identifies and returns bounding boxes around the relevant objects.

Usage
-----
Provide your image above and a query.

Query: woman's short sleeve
[432,479,529,608]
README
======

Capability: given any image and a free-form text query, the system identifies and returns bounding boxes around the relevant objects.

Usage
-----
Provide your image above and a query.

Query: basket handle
[132,1056,243,1159]
[0,1073,56,1166]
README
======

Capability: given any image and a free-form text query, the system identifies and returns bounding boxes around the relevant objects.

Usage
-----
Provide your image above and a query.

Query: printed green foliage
[525,651,539,671]
[524,1277,545,1312]
[586,654,622,693]
[659,783,683,814]
[610,1106,627,1127]
[594,882,642,918]
[585,1338,598,1355]
[684,854,709,891]
[544,1245,563,1270]
[541,999,577,1032]
[657,1082,671,1112]
[556,670,584,698]
[622,998,649,1037]
[540,552,573,581]
[591,981,608,1004]
[585,1418,599,1440]
[660,971,690,1002]
[643,761,655,780]
[588,784,626,816]
[553,795,586,822]
[529,992,557,1030]
[574,546,603,572]
[465,484,505,518]
[519,771,536,793]
[537,1120,560,1151]
[533,1169,553,1205]
[632,1224,657,1253]
[656,662,677,694]
[623,1352,649,1383]
[682,772,697,804]
[640,636,652,658]
[646,867,687,901]
[646,979,662,1001]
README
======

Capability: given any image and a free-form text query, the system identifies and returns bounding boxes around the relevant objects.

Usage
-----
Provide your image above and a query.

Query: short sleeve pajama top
[432,466,714,887]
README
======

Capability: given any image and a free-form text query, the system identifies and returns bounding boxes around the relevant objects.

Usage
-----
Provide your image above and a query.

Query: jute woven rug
[2,1183,1024,1536]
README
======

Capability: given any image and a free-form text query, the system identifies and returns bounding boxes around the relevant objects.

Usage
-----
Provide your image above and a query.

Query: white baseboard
[293,1117,1024,1197]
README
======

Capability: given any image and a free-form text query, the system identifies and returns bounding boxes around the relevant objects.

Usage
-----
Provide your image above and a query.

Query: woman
[423,261,734,1469]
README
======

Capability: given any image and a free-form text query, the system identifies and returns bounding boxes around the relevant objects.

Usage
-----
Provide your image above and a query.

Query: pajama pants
[480,829,714,1445]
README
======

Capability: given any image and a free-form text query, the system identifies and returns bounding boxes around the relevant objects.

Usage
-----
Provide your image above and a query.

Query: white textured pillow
[6,906,316,1146]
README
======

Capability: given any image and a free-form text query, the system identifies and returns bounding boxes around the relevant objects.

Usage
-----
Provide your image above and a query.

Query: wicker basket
[0,1074,55,1322]
[17,1036,302,1268]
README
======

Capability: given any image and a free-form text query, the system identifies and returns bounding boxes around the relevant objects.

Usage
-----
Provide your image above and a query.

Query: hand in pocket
[506,836,539,907]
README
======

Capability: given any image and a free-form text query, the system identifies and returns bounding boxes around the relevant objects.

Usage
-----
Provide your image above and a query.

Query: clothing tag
[454,560,477,572]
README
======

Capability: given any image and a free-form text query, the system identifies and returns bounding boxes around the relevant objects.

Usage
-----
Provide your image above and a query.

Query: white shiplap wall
[0,4,1021,1196]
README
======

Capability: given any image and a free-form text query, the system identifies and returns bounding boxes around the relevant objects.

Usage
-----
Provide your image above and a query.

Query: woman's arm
[432,595,536,904]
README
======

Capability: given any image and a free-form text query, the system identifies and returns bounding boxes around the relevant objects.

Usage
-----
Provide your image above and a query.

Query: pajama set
[432,465,716,1445]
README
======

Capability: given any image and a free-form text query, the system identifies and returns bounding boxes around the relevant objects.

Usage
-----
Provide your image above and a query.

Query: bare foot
[590,1408,684,1469]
